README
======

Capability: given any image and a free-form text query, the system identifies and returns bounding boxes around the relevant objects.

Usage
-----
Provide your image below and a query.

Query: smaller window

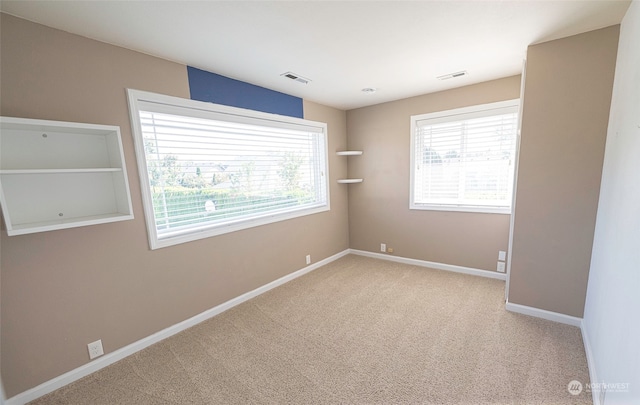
[410,100,520,214]
[127,89,330,249]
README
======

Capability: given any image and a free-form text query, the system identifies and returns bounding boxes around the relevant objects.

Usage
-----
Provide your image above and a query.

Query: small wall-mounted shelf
[336,150,363,184]
[0,116,134,236]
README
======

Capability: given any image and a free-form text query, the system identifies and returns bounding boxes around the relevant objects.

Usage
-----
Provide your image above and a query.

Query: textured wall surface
[509,26,619,317]
[346,76,521,271]
[0,14,348,397]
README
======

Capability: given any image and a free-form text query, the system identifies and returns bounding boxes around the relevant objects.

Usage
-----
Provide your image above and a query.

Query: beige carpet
[31,255,592,404]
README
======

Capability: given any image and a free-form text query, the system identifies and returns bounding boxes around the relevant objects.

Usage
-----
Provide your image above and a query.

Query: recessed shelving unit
[336,150,363,184]
[0,116,134,236]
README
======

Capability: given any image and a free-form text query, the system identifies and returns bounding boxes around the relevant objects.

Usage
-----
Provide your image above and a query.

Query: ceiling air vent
[281,72,311,84]
[437,71,468,80]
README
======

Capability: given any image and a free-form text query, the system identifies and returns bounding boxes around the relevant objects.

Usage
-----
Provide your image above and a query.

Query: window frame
[127,89,330,249]
[409,99,520,214]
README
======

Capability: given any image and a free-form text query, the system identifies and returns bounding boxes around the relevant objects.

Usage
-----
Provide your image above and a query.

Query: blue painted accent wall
[187,66,303,118]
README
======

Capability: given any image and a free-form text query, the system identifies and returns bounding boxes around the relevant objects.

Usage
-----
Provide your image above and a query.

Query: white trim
[126,88,331,250]
[348,249,506,280]
[505,58,527,302]
[581,319,602,405]
[505,301,582,327]
[506,303,599,402]
[409,99,520,215]
[5,249,351,405]
[412,99,521,124]
[409,204,511,215]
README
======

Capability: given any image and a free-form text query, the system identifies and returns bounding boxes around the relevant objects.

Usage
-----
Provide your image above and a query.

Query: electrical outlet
[381,243,386,253]
[387,247,394,253]
[497,262,506,273]
[88,339,104,360]
[498,250,507,261]
[305,255,311,265]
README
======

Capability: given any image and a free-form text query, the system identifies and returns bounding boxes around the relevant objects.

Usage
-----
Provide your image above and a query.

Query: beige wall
[0,14,348,397]
[0,10,623,400]
[346,77,521,271]
[508,26,619,318]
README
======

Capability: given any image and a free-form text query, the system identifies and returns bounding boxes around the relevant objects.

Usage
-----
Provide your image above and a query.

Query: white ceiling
[0,1,630,110]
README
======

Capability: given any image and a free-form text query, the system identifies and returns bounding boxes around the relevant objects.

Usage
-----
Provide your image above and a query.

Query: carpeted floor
[31,254,592,404]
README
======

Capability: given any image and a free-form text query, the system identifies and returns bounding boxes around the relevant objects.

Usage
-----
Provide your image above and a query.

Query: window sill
[410,204,512,214]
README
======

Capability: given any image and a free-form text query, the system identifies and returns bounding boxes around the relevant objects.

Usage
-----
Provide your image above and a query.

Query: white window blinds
[410,100,519,213]
[128,90,329,249]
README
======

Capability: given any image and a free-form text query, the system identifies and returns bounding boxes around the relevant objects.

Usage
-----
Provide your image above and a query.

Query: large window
[410,100,519,213]
[127,89,329,249]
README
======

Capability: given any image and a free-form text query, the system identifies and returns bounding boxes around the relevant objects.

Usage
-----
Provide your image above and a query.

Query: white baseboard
[5,249,351,405]
[505,301,582,327]
[349,249,507,280]
[9,250,591,404]
[505,303,600,402]
[347,249,599,403]
[581,319,602,405]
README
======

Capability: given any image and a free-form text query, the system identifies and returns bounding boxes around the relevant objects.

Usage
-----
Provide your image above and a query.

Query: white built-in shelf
[336,150,363,184]
[0,116,134,236]
[0,168,123,175]
[9,213,134,234]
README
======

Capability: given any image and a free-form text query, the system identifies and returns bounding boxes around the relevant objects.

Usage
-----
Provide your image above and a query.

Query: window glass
[128,90,329,249]
[410,100,519,213]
